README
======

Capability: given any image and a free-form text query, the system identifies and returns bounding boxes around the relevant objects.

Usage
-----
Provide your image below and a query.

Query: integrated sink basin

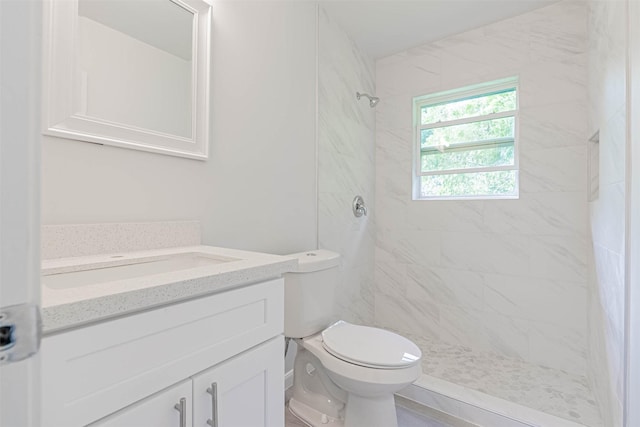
[42,252,241,290]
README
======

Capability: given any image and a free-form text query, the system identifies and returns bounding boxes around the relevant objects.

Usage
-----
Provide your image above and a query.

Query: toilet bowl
[289,322,422,427]
[284,250,422,427]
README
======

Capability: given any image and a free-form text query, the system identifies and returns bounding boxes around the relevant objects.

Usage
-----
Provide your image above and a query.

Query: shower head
[356,91,380,108]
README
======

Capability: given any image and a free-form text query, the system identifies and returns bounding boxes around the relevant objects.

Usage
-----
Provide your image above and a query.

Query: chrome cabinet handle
[174,397,187,427]
[206,382,218,427]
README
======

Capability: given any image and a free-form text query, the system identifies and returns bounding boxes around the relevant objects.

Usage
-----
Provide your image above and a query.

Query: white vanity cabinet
[42,278,285,427]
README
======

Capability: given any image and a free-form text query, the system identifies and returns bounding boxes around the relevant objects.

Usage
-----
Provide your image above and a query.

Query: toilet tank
[284,250,340,338]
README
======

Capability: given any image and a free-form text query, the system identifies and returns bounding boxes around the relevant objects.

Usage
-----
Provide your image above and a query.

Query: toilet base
[344,393,397,427]
[289,393,399,427]
[289,397,343,427]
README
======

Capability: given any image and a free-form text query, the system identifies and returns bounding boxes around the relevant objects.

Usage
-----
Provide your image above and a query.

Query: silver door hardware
[174,397,187,427]
[353,195,368,217]
[0,303,41,365]
[206,382,219,427]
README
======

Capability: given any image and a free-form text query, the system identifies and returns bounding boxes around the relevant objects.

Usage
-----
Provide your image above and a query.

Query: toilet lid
[321,321,422,369]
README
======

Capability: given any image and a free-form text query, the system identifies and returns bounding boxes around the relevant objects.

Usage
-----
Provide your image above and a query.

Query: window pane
[421,116,514,149]
[421,89,516,125]
[420,170,518,198]
[421,143,514,172]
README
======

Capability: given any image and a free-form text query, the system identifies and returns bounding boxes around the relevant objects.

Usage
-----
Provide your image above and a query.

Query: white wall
[317,6,376,324]
[374,1,590,374]
[587,0,627,425]
[41,1,318,256]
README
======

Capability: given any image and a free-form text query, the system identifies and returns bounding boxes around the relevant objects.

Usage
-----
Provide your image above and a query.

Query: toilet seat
[321,321,422,369]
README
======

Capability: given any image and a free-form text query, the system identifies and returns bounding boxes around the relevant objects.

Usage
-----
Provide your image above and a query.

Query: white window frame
[412,77,520,200]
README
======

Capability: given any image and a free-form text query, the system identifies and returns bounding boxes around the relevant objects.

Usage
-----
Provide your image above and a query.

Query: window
[413,77,519,200]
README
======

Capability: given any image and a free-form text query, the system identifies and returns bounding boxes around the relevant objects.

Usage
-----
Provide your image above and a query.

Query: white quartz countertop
[41,245,297,334]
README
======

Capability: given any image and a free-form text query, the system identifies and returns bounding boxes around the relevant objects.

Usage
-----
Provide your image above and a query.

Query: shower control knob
[353,195,367,218]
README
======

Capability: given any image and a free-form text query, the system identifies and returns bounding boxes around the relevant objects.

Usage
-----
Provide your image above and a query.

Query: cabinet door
[89,381,192,427]
[193,337,284,427]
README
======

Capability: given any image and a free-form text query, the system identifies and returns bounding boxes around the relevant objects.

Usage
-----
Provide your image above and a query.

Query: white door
[193,337,284,427]
[0,1,42,427]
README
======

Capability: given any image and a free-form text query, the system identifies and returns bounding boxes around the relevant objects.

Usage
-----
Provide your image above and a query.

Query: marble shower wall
[318,7,376,324]
[587,0,626,425]
[374,1,589,375]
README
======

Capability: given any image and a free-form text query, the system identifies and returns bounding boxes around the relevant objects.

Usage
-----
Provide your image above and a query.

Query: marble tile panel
[528,1,588,62]
[318,151,374,196]
[376,48,441,98]
[374,291,440,339]
[519,54,588,107]
[588,0,627,126]
[529,235,588,282]
[587,294,617,427]
[376,158,412,201]
[376,128,414,164]
[590,185,625,255]
[526,320,587,375]
[481,312,531,360]
[518,102,588,150]
[483,192,587,237]
[439,34,531,88]
[374,246,407,294]
[375,92,414,133]
[436,305,492,351]
[336,265,375,325]
[519,145,587,194]
[440,232,530,277]
[591,245,624,325]
[484,273,587,330]
[597,106,626,186]
[374,194,408,230]
[377,226,442,267]
[407,200,486,233]
[406,264,484,310]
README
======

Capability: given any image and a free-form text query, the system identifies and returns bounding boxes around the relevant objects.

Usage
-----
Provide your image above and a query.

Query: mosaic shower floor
[402,332,603,427]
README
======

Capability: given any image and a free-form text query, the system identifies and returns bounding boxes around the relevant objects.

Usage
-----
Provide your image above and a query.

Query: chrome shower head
[356,91,380,108]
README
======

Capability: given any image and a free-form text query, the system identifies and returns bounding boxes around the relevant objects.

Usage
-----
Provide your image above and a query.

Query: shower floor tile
[403,332,603,427]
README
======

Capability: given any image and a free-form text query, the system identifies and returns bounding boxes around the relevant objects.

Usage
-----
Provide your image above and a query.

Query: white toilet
[284,250,422,427]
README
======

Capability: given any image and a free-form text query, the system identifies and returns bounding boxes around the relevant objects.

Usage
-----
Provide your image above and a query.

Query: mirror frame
[42,0,211,160]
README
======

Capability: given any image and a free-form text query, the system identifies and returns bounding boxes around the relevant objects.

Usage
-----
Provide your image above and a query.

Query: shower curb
[397,374,594,427]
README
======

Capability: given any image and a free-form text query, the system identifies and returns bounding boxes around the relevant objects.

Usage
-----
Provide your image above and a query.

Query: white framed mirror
[43,0,211,160]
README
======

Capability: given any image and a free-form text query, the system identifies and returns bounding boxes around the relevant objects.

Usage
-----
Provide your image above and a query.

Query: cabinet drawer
[42,278,283,427]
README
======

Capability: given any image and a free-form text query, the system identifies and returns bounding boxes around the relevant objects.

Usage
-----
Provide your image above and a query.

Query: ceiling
[321,0,559,59]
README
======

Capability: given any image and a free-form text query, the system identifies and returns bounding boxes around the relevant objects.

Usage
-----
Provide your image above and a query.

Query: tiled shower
[317,1,626,426]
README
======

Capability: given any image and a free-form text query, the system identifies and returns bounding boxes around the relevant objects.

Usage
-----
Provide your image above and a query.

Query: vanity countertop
[41,245,297,334]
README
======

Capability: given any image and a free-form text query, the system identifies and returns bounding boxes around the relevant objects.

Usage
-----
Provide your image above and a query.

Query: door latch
[0,303,41,365]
